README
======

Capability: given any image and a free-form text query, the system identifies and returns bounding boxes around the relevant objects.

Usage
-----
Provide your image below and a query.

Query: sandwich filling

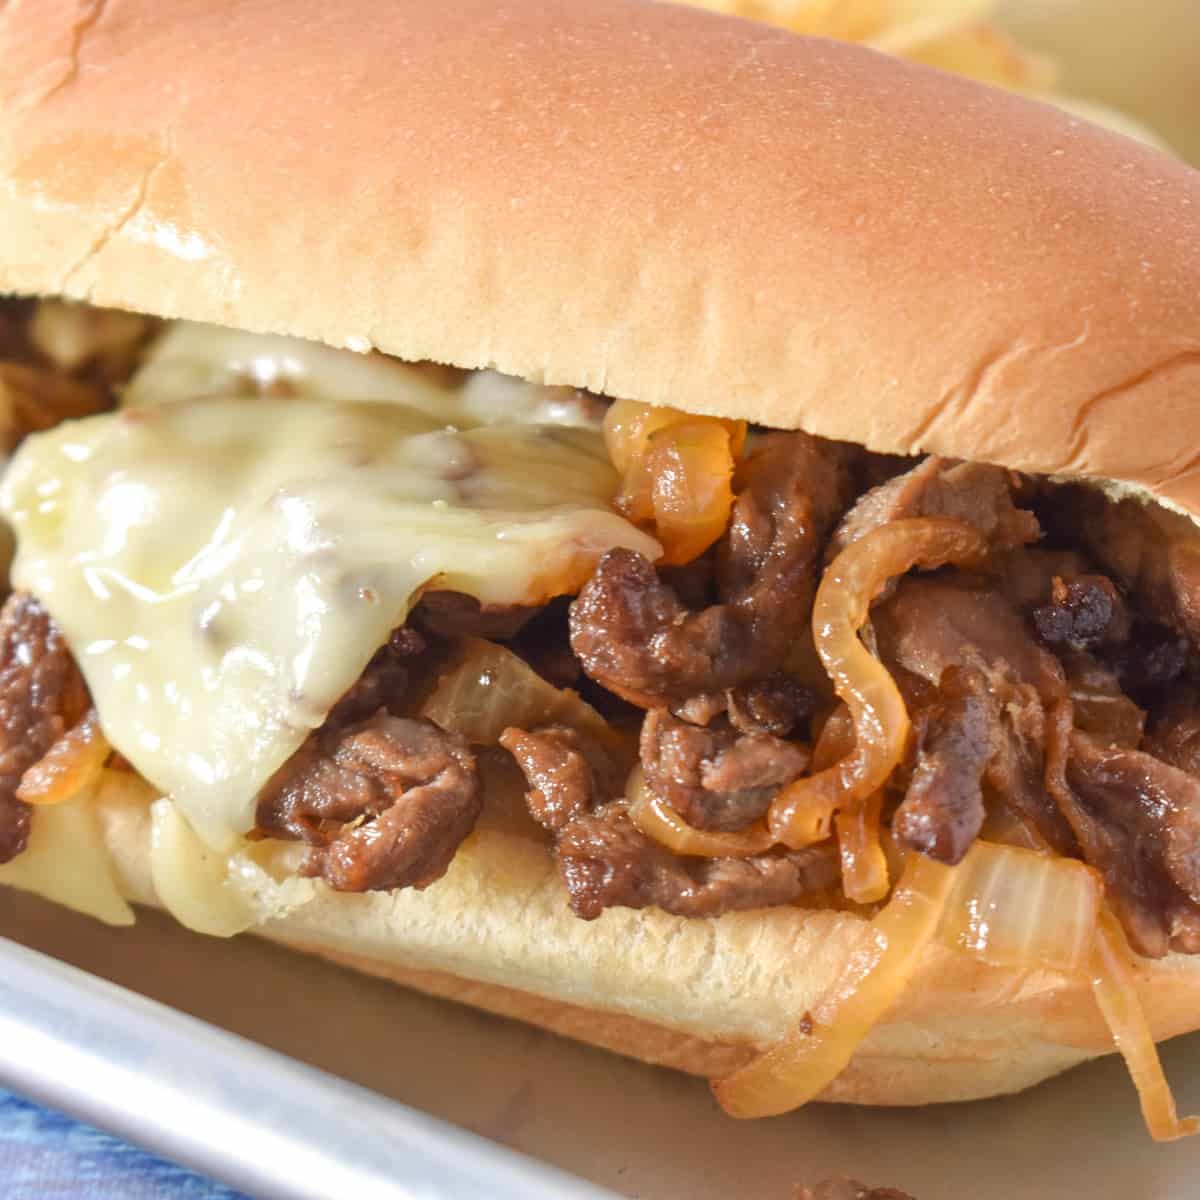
[2,297,1199,1129]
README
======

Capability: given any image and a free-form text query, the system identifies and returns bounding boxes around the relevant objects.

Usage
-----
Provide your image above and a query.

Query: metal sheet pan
[4,890,1200,1199]
[0,904,618,1200]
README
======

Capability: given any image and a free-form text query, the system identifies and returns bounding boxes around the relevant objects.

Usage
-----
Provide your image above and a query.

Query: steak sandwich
[3,0,1200,1135]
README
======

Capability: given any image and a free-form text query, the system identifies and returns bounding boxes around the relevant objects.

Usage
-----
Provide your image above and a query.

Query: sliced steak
[873,577,1064,698]
[1059,731,1200,957]
[256,714,481,893]
[0,592,90,863]
[830,457,1038,557]
[569,432,853,707]
[1145,687,1200,776]
[1032,574,1131,650]
[499,724,625,834]
[557,804,839,920]
[1063,489,1200,646]
[640,708,809,831]
[325,625,429,726]
[893,667,991,864]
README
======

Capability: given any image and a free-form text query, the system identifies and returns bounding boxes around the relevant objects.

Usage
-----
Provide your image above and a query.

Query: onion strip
[769,518,987,848]
[1091,907,1200,1142]
[17,709,110,806]
[627,766,776,858]
[837,791,889,904]
[938,840,1101,973]
[420,637,613,747]
[712,852,955,1118]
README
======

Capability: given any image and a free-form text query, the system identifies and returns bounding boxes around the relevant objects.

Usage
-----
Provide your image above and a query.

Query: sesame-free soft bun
[2,0,1199,511]
[90,772,1200,1107]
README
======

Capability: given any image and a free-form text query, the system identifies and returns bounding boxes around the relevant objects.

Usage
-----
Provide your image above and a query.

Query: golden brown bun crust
[88,778,1200,1107]
[3,0,1200,510]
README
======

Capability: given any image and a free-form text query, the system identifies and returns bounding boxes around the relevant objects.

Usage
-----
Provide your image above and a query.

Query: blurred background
[685,0,1200,163]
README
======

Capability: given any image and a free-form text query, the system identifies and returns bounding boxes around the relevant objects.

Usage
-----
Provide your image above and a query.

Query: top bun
[1,0,1198,508]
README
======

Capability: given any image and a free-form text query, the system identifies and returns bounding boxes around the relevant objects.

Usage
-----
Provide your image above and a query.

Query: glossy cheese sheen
[122,322,605,428]
[1,397,658,846]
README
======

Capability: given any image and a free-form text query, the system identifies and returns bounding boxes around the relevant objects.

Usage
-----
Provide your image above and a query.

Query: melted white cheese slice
[1,396,658,847]
[123,322,604,428]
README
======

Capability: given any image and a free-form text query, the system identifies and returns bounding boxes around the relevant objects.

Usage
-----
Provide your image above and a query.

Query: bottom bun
[71,771,1200,1107]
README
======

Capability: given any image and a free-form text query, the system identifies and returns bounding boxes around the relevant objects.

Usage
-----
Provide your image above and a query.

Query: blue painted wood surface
[0,1088,249,1198]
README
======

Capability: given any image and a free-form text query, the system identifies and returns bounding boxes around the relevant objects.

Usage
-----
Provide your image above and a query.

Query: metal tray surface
[0,915,618,1200]
[5,890,1200,1199]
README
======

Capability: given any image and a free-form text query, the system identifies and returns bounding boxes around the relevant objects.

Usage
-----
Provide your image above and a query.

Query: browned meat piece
[640,708,809,831]
[504,718,833,919]
[0,592,90,863]
[796,1179,915,1200]
[256,714,480,893]
[1112,624,1190,694]
[873,577,1064,698]
[830,456,1038,557]
[1032,574,1131,650]
[570,432,853,707]
[1145,687,1200,776]
[1058,731,1200,957]
[994,547,1089,611]
[894,667,991,863]
[325,625,429,726]
[1062,488,1200,646]
[1060,650,1145,749]
[557,804,839,920]
[668,673,814,737]
[0,363,108,454]
[411,591,536,641]
[726,672,815,738]
[0,299,36,363]
[499,725,625,833]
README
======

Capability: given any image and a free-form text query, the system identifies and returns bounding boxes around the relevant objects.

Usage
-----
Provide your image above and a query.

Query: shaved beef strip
[569,432,854,707]
[1060,650,1145,749]
[255,714,480,893]
[640,708,809,831]
[1061,488,1200,645]
[873,577,1064,699]
[0,592,90,863]
[1033,574,1131,650]
[557,804,839,921]
[726,673,815,738]
[875,579,1077,856]
[325,625,429,726]
[498,725,625,833]
[1058,730,1200,957]
[830,457,1038,556]
[503,723,835,919]
[893,667,991,864]
[1145,688,1200,776]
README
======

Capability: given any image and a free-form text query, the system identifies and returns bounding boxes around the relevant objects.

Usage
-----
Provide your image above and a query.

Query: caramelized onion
[604,399,745,566]
[420,637,612,746]
[837,792,889,905]
[816,706,890,902]
[603,398,745,472]
[17,709,110,806]
[627,765,776,857]
[713,852,955,1118]
[939,840,1101,973]
[1091,907,1200,1142]
[769,518,987,848]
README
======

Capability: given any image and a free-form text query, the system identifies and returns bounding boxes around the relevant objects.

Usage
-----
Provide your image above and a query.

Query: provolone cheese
[123,322,603,428]
[1,395,659,847]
